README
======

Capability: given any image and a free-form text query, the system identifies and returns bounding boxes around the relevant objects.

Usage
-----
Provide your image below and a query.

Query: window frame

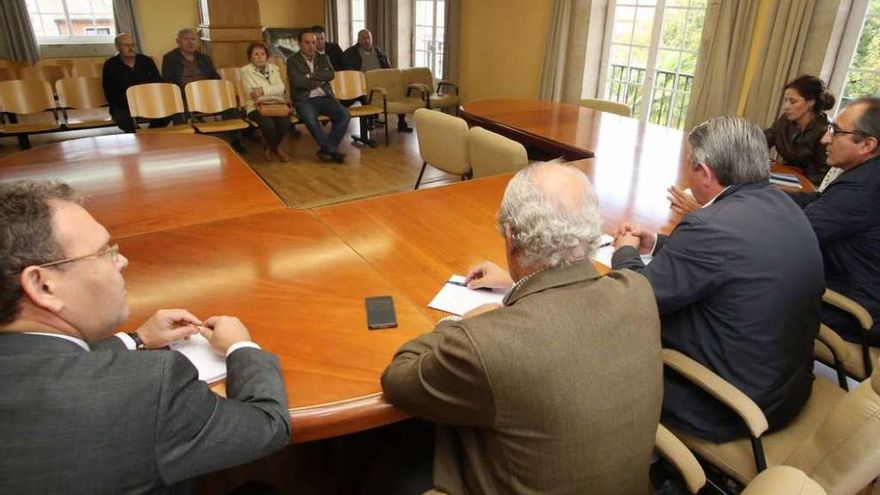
[27,0,116,45]
[350,0,366,47]
[828,0,876,113]
[411,0,445,79]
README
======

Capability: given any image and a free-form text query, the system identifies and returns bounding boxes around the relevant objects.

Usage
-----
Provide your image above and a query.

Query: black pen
[598,241,613,248]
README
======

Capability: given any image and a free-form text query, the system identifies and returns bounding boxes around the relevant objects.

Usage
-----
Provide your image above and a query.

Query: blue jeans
[295,96,351,154]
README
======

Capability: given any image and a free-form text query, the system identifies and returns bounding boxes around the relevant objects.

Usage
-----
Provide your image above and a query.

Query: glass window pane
[612,6,635,44]
[660,8,687,49]
[684,9,704,50]
[657,49,680,72]
[609,44,631,69]
[871,0,880,16]
[630,47,649,70]
[632,7,655,46]
[852,16,880,69]
[842,71,880,101]
[680,52,698,75]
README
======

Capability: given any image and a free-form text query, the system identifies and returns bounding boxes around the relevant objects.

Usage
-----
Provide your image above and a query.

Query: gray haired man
[382,162,663,494]
[612,115,825,442]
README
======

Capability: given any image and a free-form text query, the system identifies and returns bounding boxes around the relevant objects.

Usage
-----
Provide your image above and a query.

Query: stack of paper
[770,173,802,189]
[170,333,227,383]
[428,275,506,316]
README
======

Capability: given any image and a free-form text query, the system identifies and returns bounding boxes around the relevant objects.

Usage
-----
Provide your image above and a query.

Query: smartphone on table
[365,296,398,330]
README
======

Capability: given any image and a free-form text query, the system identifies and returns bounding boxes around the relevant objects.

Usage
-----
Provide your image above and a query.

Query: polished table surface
[0,134,285,238]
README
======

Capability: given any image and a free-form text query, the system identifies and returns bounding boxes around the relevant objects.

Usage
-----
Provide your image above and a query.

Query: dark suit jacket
[342,44,391,71]
[286,52,336,106]
[102,53,162,109]
[613,181,824,442]
[323,42,345,70]
[382,262,663,495]
[0,333,290,494]
[789,156,880,345]
[161,50,220,87]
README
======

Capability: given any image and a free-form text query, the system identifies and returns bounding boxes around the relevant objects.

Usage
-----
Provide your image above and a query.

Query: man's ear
[696,162,717,187]
[19,266,64,313]
[503,223,517,256]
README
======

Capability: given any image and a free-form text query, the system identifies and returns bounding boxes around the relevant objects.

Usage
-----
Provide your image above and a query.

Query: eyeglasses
[36,243,121,269]
[827,123,866,138]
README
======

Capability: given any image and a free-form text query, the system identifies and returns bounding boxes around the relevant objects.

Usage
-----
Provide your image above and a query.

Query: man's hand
[464,261,513,290]
[199,316,253,355]
[667,185,700,216]
[613,223,657,255]
[462,303,502,319]
[135,309,201,349]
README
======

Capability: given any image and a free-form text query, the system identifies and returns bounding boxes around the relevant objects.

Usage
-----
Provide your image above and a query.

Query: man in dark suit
[612,116,824,442]
[288,30,351,163]
[789,97,880,346]
[311,25,345,70]
[0,181,290,493]
[102,33,164,132]
[382,162,663,494]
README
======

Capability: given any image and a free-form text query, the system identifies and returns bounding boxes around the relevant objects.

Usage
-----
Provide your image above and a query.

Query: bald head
[357,29,373,51]
[114,33,137,61]
[498,161,602,270]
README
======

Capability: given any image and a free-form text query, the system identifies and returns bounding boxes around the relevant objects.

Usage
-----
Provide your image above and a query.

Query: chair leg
[384,112,389,146]
[415,162,428,190]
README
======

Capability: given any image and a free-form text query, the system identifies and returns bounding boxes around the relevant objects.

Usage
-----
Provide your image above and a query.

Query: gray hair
[114,33,131,46]
[848,96,880,142]
[176,28,196,39]
[687,115,770,185]
[0,181,80,325]
[497,161,603,268]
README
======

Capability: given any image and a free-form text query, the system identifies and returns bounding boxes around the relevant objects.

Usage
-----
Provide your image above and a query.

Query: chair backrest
[414,108,470,175]
[402,67,435,94]
[56,76,107,109]
[21,65,69,86]
[331,70,369,100]
[365,68,406,98]
[0,79,56,115]
[185,79,238,115]
[126,82,186,119]
[785,363,880,494]
[218,67,247,107]
[71,61,103,77]
[579,98,632,117]
[0,66,18,81]
[468,126,529,178]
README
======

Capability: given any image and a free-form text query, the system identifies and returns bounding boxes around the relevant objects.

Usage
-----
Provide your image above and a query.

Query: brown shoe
[275,148,290,163]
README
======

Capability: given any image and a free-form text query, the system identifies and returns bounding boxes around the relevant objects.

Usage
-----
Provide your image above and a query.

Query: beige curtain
[325,0,339,43]
[684,0,760,129]
[0,0,40,63]
[366,0,397,66]
[442,0,461,84]
[742,0,817,127]
[538,0,590,102]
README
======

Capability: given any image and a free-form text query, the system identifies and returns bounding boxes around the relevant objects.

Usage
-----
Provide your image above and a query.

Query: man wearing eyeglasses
[0,181,290,492]
[789,97,880,348]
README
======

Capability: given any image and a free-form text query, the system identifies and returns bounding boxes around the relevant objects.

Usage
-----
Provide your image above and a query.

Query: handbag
[255,96,291,117]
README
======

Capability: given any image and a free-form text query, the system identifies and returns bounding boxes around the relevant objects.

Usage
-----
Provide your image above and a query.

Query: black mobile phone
[365,296,398,330]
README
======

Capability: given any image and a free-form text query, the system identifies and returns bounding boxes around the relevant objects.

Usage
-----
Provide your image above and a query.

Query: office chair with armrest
[578,98,632,117]
[468,126,529,178]
[814,289,877,386]
[402,67,460,113]
[413,108,470,189]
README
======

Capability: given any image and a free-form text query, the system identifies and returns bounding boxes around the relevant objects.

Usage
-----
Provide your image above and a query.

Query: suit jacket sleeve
[799,181,873,245]
[154,348,290,484]
[788,191,820,209]
[381,322,495,427]
[614,216,728,315]
[311,55,335,82]
[287,57,323,91]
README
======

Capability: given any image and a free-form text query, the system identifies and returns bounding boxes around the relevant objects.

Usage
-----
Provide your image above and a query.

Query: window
[413,0,445,78]
[26,0,115,44]
[597,0,706,129]
[829,0,880,112]
[351,0,366,45]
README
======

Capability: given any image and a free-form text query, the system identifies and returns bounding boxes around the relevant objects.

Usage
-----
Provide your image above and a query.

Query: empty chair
[71,60,104,77]
[21,65,70,87]
[365,68,428,135]
[184,79,250,134]
[0,79,61,149]
[578,98,632,117]
[814,289,877,385]
[413,108,470,189]
[468,126,529,178]
[55,76,113,129]
[331,70,388,146]
[126,82,194,133]
[403,67,460,113]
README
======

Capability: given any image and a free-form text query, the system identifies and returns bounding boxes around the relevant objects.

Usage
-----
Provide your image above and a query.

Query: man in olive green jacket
[382,162,663,495]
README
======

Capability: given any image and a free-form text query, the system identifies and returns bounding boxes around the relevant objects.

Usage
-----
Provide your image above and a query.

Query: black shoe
[331,151,346,163]
[231,140,248,154]
[316,151,335,163]
[397,123,413,133]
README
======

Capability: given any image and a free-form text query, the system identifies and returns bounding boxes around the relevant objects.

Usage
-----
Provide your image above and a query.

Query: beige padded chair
[663,349,880,494]
[402,67,460,113]
[332,70,388,146]
[55,76,114,129]
[365,68,428,137]
[468,126,529,178]
[0,79,61,149]
[655,425,707,494]
[184,79,250,134]
[21,65,69,87]
[126,82,194,134]
[413,108,470,189]
[578,98,632,117]
[814,289,877,385]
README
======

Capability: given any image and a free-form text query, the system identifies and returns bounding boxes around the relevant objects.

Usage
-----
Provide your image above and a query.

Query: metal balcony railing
[607,64,695,129]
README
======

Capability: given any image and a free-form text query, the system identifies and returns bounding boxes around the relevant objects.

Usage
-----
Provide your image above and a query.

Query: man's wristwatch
[127,332,147,350]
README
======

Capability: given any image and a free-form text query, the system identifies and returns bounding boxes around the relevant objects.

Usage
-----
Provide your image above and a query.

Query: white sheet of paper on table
[428,275,507,316]
[593,234,653,268]
[170,333,227,383]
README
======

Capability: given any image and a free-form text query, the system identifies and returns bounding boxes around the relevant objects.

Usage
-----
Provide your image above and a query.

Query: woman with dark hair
[765,75,836,185]
[240,42,292,162]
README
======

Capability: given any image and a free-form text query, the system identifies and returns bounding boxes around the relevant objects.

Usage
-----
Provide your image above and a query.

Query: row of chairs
[0,61,106,84]
[412,108,529,189]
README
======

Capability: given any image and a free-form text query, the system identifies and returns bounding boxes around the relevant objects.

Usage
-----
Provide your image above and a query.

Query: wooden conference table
[0,104,812,443]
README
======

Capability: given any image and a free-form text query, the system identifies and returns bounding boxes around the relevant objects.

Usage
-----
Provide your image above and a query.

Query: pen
[446,279,468,287]
[598,241,613,248]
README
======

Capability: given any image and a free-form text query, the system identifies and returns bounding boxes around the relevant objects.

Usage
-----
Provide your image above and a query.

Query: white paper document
[592,234,653,268]
[170,333,227,383]
[428,275,506,316]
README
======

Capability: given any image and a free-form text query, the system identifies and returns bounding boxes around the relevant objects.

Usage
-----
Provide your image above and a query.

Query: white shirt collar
[23,332,90,351]
[702,186,731,208]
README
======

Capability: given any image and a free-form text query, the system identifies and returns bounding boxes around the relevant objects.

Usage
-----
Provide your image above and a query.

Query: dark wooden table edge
[288,393,409,443]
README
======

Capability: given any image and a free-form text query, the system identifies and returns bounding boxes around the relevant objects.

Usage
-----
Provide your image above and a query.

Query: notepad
[428,275,506,316]
[770,172,802,189]
[170,333,227,383]
[593,234,653,268]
